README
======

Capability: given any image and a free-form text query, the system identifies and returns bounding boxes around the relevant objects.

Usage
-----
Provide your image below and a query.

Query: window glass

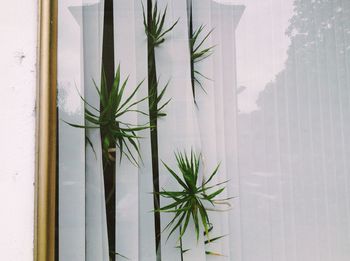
[57,0,350,260]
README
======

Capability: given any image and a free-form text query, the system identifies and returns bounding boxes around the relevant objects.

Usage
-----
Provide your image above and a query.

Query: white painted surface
[0,0,37,260]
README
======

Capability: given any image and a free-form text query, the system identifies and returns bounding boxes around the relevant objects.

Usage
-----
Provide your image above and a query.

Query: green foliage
[65,65,149,165]
[143,1,179,48]
[190,25,215,95]
[110,251,130,260]
[142,1,176,121]
[143,1,179,256]
[156,150,228,242]
[204,234,227,245]
[205,251,225,257]
[149,80,171,119]
[203,224,227,257]
[175,245,189,254]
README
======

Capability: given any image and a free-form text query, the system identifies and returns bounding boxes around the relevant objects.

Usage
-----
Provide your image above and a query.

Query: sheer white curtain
[192,1,223,259]
[59,0,243,260]
[113,0,151,259]
[190,1,245,260]
[58,1,109,261]
[59,0,350,260]
[58,1,85,260]
[81,2,109,261]
[154,0,205,259]
[111,0,243,260]
[236,0,350,261]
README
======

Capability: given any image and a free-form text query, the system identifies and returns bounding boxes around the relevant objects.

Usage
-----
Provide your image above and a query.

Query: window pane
[57,0,350,260]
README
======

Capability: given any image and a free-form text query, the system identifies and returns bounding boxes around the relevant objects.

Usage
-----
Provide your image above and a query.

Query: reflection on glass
[236,0,350,260]
[58,0,350,260]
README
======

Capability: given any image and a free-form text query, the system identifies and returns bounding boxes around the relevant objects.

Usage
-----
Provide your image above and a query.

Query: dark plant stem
[147,0,162,260]
[187,0,196,103]
[179,225,184,261]
[102,0,115,259]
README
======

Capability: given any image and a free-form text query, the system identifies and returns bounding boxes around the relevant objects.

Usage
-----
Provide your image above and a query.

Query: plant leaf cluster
[157,150,228,242]
[65,65,149,165]
[143,1,179,48]
[190,25,215,94]
[149,80,171,119]
[143,1,179,256]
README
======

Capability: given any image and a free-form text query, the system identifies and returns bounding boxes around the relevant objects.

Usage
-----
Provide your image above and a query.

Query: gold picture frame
[35,0,58,260]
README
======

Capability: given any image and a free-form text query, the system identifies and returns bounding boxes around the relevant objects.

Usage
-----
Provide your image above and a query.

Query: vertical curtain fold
[209,2,244,260]
[58,1,108,260]
[191,0,223,259]
[113,0,143,259]
[134,0,158,260]
[81,2,109,261]
[216,3,245,261]
[58,1,85,260]
[153,0,204,259]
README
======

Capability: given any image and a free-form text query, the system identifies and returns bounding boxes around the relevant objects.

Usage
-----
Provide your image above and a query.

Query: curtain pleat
[58,1,85,260]
[207,2,244,260]
[59,1,109,260]
[191,0,223,260]
[152,0,205,259]
[113,0,142,260]
[82,2,109,261]
[133,0,159,260]
[220,6,244,261]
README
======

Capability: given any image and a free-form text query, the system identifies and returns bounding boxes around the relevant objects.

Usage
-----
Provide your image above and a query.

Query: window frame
[35,0,58,261]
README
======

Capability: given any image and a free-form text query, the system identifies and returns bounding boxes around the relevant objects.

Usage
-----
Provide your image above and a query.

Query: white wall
[0,0,37,260]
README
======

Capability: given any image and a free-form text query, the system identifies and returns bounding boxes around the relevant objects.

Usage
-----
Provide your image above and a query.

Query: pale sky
[232,0,294,113]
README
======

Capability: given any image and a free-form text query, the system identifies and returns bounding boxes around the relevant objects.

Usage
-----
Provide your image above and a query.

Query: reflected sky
[58,0,103,114]
[233,0,294,113]
[58,0,294,115]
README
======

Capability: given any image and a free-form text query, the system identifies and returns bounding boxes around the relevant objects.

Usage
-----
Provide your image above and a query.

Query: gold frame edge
[35,0,58,260]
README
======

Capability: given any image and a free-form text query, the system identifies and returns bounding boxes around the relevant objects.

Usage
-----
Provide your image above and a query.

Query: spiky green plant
[189,25,215,101]
[149,80,171,119]
[142,0,177,118]
[143,1,179,48]
[143,1,179,258]
[157,150,229,242]
[65,65,149,165]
